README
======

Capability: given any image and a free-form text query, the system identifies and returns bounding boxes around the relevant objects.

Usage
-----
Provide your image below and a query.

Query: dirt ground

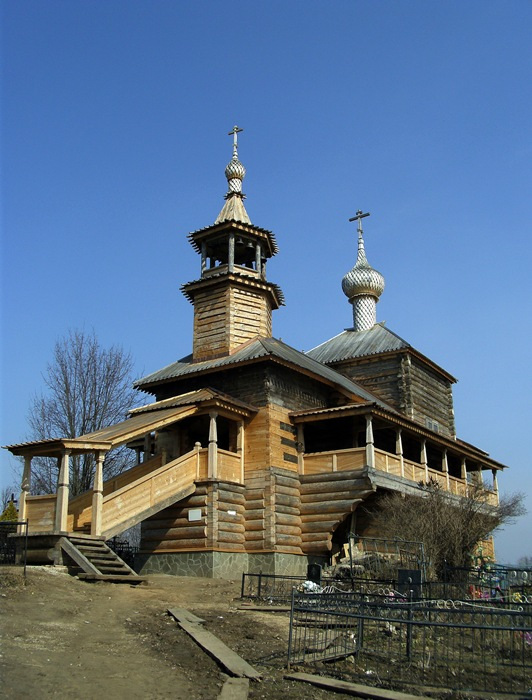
[0,566,356,700]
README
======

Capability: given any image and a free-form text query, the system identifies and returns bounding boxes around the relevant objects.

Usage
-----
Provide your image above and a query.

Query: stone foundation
[135,550,327,579]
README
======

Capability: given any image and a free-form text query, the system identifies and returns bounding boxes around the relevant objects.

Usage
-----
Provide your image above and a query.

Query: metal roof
[187,219,279,256]
[307,324,410,363]
[130,388,257,417]
[181,271,285,307]
[134,336,396,411]
[307,323,456,383]
[4,405,198,457]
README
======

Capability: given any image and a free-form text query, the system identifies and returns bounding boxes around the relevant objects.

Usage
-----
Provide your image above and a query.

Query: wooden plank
[218,677,249,700]
[167,607,205,624]
[284,673,430,699]
[168,609,261,679]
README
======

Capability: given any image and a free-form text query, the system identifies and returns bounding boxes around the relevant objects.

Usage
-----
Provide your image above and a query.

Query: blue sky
[1,0,531,564]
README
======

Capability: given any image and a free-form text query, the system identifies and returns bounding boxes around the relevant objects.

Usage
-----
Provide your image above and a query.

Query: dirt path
[0,567,349,699]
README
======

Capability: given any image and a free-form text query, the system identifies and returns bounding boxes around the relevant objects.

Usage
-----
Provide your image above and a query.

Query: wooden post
[135,447,141,465]
[237,421,245,483]
[461,457,468,495]
[54,450,71,533]
[195,442,202,479]
[421,440,428,482]
[91,451,105,536]
[228,233,235,273]
[201,242,207,275]
[332,454,338,472]
[297,425,305,474]
[365,415,375,469]
[208,411,218,479]
[18,455,32,531]
[396,428,404,478]
[255,242,261,274]
[143,433,151,462]
[442,449,449,490]
[492,468,499,504]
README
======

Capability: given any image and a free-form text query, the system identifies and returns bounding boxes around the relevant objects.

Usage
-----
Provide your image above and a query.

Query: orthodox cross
[228,125,243,156]
[349,210,370,236]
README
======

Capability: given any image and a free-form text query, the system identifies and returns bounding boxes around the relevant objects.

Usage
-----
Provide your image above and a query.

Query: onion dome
[342,234,385,299]
[342,212,385,331]
[215,125,251,224]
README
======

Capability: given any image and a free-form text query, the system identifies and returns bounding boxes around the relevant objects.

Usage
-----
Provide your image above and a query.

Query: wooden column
[201,242,207,275]
[442,449,449,490]
[237,421,245,483]
[255,243,261,273]
[54,450,71,533]
[461,457,468,495]
[208,411,218,479]
[365,415,375,469]
[228,234,235,273]
[195,441,202,479]
[492,468,499,504]
[91,451,105,536]
[421,440,428,482]
[143,433,151,462]
[297,425,305,474]
[396,428,404,478]
[18,455,32,529]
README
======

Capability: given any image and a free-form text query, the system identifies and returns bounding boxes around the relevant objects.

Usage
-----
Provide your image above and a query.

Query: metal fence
[0,521,28,577]
[288,591,532,696]
[106,536,139,568]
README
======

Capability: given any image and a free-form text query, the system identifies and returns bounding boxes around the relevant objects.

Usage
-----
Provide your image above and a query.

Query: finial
[215,125,250,224]
[342,210,385,331]
[228,125,243,158]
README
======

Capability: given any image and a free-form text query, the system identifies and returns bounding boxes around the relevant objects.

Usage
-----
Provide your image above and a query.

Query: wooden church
[6,128,505,579]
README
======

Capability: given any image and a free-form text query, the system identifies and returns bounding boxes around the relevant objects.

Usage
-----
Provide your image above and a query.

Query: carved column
[421,440,428,482]
[297,425,305,474]
[228,233,235,273]
[18,455,32,530]
[91,451,105,536]
[201,242,207,275]
[396,428,404,478]
[237,421,245,483]
[255,243,261,274]
[55,450,71,533]
[492,468,499,504]
[208,411,218,479]
[442,449,449,490]
[365,415,375,469]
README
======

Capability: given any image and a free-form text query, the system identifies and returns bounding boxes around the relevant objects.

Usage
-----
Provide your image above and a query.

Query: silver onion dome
[224,125,246,194]
[342,235,385,300]
[342,213,385,331]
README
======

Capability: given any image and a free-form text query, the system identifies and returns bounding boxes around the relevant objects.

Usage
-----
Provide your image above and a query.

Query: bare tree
[28,329,139,497]
[371,480,525,579]
[1,486,17,511]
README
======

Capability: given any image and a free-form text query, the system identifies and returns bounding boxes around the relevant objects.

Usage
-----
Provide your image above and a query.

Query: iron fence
[288,591,532,696]
[106,536,139,568]
[0,521,28,577]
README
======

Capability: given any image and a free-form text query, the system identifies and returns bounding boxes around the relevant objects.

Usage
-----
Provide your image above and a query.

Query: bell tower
[181,127,284,362]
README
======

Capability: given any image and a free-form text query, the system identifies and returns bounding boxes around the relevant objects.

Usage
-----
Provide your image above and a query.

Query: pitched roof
[307,323,456,383]
[134,336,396,410]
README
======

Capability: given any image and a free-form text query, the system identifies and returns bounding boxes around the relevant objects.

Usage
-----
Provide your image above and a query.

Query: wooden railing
[25,495,57,533]
[217,449,242,483]
[101,450,199,538]
[303,447,366,475]
[302,447,498,504]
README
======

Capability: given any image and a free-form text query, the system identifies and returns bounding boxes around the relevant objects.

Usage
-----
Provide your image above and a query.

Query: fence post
[406,589,413,660]
[357,601,365,653]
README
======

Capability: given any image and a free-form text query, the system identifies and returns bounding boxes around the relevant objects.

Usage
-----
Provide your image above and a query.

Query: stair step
[78,574,147,584]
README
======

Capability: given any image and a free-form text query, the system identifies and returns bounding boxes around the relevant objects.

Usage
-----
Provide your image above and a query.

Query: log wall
[192,284,272,361]
[299,469,374,555]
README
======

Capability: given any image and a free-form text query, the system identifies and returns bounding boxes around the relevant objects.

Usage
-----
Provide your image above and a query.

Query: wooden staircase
[59,536,146,584]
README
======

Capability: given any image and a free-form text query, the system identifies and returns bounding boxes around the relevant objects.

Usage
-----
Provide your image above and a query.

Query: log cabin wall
[209,481,246,551]
[192,284,272,361]
[299,469,374,556]
[244,471,267,552]
[406,356,455,437]
[140,485,209,554]
[271,468,302,554]
[334,354,403,411]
